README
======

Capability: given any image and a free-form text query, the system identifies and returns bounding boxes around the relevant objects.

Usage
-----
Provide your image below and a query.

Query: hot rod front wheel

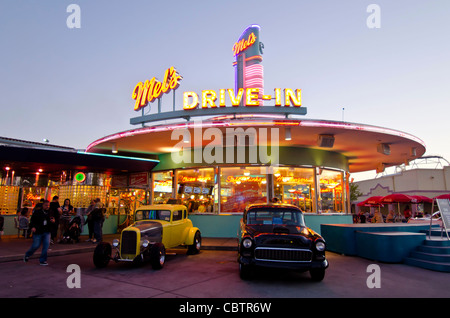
[150,243,166,270]
[93,242,111,268]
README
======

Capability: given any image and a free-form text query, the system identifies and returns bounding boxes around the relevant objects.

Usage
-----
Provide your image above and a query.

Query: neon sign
[132,67,182,111]
[180,176,212,183]
[276,176,312,184]
[233,32,257,56]
[183,88,301,110]
[226,175,266,184]
[74,172,86,183]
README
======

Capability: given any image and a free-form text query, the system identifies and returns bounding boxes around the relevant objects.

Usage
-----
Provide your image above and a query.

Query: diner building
[0,25,427,238]
[84,115,426,236]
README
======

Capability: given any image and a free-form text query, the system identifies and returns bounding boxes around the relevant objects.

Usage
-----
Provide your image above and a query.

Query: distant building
[354,156,450,216]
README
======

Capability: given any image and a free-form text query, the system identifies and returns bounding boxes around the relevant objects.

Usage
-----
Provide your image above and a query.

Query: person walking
[24,200,55,265]
[92,198,104,243]
[49,196,62,244]
[84,200,95,242]
[59,198,74,241]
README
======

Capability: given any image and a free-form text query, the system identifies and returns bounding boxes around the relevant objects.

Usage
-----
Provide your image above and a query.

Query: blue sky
[1,1,449,180]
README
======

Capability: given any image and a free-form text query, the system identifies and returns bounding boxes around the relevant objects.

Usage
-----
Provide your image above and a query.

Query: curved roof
[86,117,426,173]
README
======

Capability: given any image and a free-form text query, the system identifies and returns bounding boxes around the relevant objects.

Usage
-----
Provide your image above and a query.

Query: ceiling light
[285,127,291,141]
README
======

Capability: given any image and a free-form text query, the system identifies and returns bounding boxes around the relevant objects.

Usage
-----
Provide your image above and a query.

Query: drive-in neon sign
[131,68,302,110]
[132,66,182,111]
[183,88,302,110]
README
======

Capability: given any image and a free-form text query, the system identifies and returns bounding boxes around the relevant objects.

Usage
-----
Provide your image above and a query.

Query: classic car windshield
[246,208,305,226]
[135,210,171,222]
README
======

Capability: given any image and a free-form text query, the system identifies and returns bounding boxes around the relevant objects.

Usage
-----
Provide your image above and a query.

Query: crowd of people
[22,196,106,266]
[355,205,413,224]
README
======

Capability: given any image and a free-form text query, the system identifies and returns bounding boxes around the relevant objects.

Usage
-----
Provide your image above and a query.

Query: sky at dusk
[1,1,449,181]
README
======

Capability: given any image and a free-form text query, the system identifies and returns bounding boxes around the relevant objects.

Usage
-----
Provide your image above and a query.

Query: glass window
[318,169,344,213]
[135,209,171,221]
[273,167,315,212]
[172,210,183,221]
[246,207,305,226]
[152,171,173,204]
[177,168,215,213]
[220,166,267,213]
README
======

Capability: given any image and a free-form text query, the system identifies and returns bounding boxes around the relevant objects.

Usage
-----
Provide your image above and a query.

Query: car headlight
[112,239,120,247]
[315,241,326,252]
[142,240,149,248]
[242,238,253,249]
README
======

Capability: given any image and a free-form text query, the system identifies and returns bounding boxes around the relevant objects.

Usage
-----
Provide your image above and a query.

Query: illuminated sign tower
[233,24,264,106]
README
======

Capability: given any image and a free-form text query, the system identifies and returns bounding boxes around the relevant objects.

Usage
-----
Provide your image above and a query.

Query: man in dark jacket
[49,196,61,244]
[24,200,55,265]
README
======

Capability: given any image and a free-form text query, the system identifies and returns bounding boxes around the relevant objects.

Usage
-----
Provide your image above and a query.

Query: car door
[169,209,189,247]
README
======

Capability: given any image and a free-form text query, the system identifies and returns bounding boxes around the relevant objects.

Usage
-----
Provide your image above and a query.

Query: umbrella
[357,198,369,207]
[357,196,384,207]
[366,196,384,206]
[380,193,413,203]
[411,195,432,204]
[433,194,450,200]
[381,193,414,222]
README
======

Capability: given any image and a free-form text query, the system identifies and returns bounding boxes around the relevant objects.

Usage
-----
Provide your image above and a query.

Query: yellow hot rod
[93,204,201,269]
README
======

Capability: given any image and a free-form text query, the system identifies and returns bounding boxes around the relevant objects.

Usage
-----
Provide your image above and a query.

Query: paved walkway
[0,234,238,263]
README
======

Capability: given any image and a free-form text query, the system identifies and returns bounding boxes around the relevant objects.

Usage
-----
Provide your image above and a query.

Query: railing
[428,211,444,239]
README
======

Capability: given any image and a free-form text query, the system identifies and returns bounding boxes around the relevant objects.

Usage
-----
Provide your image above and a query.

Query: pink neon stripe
[86,119,426,152]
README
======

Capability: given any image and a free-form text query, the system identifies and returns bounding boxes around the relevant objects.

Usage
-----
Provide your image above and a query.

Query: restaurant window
[177,168,215,213]
[220,166,267,213]
[318,169,344,213]
[152,171,173,204]
[273,167,315,212]
[0,185,20,215]
[58,185,108,209]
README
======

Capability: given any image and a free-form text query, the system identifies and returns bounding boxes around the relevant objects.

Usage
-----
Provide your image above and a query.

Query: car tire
[150,243,166,270]
[309,268,325,281]
[187,231,201,255]
[93,242,111,268]
[239,263,253,280]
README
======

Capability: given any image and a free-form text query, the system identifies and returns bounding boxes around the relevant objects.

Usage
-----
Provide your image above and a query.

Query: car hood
[128,221,163,242]
[244,224,323,247]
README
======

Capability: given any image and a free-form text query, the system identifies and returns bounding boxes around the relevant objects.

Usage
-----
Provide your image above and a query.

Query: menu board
[436,199,450,231]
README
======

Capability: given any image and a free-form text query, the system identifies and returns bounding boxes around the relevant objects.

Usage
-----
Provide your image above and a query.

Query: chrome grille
[121,231,137,255]
[255,247,312,262]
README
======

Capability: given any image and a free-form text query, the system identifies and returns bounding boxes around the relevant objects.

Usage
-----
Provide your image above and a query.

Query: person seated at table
[386,210,395,223]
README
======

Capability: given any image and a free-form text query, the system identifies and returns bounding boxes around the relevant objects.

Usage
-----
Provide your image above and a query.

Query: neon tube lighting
[86,119,425,152]
[78,150,159,162]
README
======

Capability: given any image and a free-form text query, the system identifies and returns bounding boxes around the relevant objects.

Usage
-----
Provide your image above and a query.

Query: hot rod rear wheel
[93,242,111,268]
[309,268,326,281]
[150,243,166,270]
[187,231,201,255]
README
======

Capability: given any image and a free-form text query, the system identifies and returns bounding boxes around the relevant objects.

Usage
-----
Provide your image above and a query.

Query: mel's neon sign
[132,66,182,111]
[232,32,257,56]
